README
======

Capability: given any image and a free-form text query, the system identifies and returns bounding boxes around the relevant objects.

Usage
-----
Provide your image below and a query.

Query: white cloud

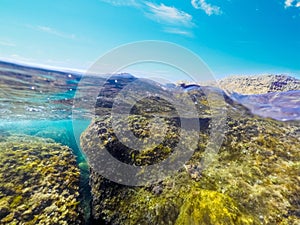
[98,1,195,37]
[35,26,76,39]
[285,0,294,8]
[99,0,139,7]
[163,27,193,37]
[26,24,76,39]
[0,40,16,47]
[145,2,194,27]
[284,0,300,8]
[191,0,222,15]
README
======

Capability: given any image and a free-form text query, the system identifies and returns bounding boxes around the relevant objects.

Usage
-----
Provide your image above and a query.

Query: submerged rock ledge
[0,134,84,225]
[81,77,300,225]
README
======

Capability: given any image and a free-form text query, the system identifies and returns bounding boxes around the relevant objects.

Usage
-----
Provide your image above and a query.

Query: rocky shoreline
[214,74,300,94]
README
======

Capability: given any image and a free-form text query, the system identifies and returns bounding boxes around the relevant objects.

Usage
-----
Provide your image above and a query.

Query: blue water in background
[230,90,300,121]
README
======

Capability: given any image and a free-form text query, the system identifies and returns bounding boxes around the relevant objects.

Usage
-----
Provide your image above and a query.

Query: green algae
[85,116,299,224]
[0,134,84,225]
[175,189,257,225]
[85,169,259,225]
[82,114,192,167]
[81,85,300,224]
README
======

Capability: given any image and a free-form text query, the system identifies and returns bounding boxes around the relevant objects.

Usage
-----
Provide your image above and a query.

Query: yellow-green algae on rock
[175,189,256,225]
[81,81,300,225]
[197,117,300,225]
[0,134,84,225]
[82,116,300,224]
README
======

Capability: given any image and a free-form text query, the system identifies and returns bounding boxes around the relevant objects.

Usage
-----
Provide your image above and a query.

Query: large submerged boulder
[81,76,300,225]
[0,134,84,225]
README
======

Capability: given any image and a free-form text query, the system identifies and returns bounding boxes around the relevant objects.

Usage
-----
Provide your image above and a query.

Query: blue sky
[0,0,300,78]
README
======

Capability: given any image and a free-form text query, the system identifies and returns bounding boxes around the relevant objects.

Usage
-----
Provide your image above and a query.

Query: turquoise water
[0,119,89,163]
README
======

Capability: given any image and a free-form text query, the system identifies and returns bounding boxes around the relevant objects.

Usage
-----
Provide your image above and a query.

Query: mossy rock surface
[0,134,84,225]
[175,189,257,225]
[81,81,300,225]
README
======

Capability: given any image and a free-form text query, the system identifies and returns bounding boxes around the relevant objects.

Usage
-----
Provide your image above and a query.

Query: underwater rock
[0,134,84,225]
[81,79,300,225]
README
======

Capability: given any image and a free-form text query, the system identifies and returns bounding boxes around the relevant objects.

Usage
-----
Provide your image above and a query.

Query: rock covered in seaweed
[80,77,300,225]
[0,134,84,225]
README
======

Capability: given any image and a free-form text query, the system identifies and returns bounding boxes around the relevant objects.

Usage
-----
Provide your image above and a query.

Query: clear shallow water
[0,61,81,120]
[230,90,300,121]
[0,62,93,223]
